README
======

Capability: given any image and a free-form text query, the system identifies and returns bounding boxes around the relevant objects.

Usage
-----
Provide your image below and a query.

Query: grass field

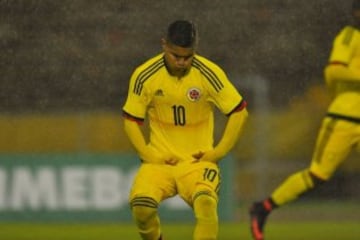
[0,221,359,240]
[0,201,359,240]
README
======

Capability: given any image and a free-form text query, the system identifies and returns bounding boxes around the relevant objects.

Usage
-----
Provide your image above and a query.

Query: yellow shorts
[310,116,360,180]
[129,161,220,207]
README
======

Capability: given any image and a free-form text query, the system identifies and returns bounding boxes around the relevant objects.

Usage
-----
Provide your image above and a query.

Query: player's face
[162,40,194,78]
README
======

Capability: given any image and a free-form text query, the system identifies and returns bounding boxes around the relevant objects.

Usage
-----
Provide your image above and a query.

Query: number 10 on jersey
[172,105,186,126]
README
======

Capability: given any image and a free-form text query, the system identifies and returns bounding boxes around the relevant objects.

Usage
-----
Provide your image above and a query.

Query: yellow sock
[271,169,314,206]
[132,205,161,240]
[193,194,218,240]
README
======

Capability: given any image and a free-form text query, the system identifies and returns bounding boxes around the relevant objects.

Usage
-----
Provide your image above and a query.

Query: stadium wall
[0,153,236,222]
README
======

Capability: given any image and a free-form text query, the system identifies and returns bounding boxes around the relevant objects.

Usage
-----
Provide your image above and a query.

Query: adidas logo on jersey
[155,89,164,96]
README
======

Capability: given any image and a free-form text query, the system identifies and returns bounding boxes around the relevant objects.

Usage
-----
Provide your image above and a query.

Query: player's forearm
[123,118,152,160]
[214,109,248,158]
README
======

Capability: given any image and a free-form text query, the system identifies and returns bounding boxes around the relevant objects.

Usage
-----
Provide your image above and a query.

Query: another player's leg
[249,117,351,240]
[249,169,324,240]
[131,196,162,240]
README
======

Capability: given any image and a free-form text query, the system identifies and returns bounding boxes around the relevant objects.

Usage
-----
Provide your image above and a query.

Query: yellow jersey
[123,53,245,162]
[327,26,360,119]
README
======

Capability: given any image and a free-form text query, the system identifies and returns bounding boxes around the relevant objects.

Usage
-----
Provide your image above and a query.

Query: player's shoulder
[134,53,165,75]
[334,25,360,45]
[192,54,229,92]
[192,54,224,73]
[337,25,359,37]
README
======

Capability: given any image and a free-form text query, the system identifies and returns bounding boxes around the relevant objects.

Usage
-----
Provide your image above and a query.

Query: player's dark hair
[166,20,196,48]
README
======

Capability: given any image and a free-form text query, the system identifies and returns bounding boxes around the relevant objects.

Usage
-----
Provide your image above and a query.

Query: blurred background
[0,0,359,224]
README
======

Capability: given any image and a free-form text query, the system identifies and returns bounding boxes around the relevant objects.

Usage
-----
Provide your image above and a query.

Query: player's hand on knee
[192,151,204,162]
[164,157,179,165]
[192,150,220,163]
[140,147,178,165]
[163,153,179,165]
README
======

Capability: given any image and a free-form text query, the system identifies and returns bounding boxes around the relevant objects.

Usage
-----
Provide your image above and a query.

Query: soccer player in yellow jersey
[249,1,360,240]
[122,20,248,240]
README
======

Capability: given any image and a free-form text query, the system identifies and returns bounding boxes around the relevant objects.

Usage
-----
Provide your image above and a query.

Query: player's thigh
[129,163,176,203]
[177,161,220,206]
[310,118,355,179]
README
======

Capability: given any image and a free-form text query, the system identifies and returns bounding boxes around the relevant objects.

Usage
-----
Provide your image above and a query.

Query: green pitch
[0,201,359,240]
[0,221,359,240]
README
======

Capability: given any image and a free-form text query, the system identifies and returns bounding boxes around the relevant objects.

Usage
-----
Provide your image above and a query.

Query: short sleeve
[122,69,149,119]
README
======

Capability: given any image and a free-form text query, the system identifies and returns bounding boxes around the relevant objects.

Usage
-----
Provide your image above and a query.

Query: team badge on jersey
[187,87,201,102]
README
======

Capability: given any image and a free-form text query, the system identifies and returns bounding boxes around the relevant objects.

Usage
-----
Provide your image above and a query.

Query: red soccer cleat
[249,201,271,240]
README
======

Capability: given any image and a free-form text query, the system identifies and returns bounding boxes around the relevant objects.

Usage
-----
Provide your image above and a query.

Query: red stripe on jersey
[329,61,348,67]
[227,100,247,116]
[122,111,144,125]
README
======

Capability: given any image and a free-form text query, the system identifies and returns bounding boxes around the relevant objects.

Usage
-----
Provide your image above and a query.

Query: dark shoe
[249,201,270,240]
